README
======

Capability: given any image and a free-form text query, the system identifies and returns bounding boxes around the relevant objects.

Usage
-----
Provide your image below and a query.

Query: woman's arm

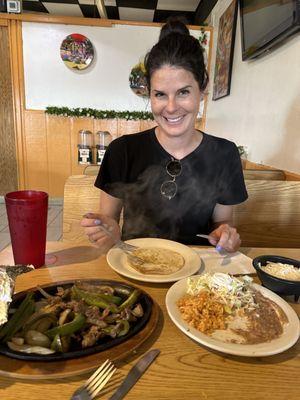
[99,190,123,222]
[208,203,241,252]
[81,190,123,250]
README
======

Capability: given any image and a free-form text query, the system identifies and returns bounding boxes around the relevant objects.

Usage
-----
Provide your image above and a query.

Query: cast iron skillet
[0,279,152,361]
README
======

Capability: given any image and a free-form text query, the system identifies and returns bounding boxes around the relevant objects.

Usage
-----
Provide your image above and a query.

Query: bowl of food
[252,255,300,296]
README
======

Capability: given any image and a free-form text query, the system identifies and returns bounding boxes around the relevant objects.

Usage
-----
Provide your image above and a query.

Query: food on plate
[177,273,288,344]
[0,281,145,355]
[0,265,34,326]
[127,247,185,275]
[0,270,12,327]
[259,261,300,281]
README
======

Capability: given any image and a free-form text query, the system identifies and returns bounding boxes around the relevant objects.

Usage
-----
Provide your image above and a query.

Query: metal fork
[70,359,116,400]
[87,216,144,264]
[91,218,138,253]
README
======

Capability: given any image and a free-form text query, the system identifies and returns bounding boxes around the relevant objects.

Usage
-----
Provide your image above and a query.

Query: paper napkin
[193,248,256,275]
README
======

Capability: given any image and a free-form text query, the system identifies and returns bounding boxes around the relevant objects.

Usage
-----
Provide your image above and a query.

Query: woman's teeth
[164,116,183,123]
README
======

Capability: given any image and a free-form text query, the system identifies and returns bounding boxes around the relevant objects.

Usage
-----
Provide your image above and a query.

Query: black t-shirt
[95,128,248,245]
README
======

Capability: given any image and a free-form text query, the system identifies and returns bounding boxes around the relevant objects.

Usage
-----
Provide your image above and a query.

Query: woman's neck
[155,127,203,160]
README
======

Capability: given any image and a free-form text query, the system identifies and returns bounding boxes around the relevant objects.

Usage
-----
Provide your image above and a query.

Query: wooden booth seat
[234,180,300,248]
[63,176,300,248]
[63,175,100,244]
[83,165,100,176]
[243,169,285,181]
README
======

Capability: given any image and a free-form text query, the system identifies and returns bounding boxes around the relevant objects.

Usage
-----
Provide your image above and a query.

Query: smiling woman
[81,17,248,253]
[150,66,202,143]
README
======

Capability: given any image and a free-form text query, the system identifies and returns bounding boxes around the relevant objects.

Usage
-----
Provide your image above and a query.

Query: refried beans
[232,290,288,344]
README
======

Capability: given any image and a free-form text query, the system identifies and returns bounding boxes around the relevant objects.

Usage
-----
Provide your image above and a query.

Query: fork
[98,222,139,252]
[86,215,143,264]
[88,216,139,253]
[101,226,145,265]
[70,359,116,400]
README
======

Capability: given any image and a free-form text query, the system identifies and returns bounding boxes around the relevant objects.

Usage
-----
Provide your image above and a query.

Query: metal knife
[196,234,210,240]
[109,349,160,400]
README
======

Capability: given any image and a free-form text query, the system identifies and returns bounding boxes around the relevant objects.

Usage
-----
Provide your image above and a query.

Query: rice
[260,261,300,281]
[177,291,227,334]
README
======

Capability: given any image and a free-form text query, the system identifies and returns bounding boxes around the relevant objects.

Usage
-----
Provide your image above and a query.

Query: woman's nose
[165,97,178,113]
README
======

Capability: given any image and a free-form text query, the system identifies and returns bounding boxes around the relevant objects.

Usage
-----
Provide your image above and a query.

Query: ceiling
[18,0,218,25]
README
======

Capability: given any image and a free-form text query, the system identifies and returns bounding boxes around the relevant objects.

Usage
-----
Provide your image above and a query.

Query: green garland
[45,106,154,121]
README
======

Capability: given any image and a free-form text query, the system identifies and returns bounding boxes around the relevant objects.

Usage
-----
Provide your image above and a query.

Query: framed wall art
[60,33,94,70]
[212,0,238,101]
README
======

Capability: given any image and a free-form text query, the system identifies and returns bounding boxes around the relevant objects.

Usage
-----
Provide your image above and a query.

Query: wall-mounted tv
[239,0,300,60]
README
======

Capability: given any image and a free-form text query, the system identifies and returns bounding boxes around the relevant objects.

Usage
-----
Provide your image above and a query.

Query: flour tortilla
[127,247,185,275]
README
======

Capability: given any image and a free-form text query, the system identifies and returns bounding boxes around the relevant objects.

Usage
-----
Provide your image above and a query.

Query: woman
[82,19,247,252]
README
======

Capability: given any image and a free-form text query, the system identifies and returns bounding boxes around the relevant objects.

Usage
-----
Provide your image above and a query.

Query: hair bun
[159,16,190,41]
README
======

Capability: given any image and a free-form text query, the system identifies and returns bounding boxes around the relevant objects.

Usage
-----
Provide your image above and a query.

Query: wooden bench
[234,180,300,248]
[63,175,300,248]
[243,169,285,181]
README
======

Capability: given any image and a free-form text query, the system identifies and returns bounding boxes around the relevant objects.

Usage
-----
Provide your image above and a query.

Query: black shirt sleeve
[216,143,248,205]
[94,136,127,199]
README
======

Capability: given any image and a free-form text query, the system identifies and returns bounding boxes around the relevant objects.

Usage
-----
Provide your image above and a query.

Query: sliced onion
[7,341,55,355]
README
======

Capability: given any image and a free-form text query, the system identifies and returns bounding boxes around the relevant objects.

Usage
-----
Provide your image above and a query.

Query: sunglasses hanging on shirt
[160,158,182,200]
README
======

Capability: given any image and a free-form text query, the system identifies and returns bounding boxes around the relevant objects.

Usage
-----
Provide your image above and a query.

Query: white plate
[166,276,300,357]
[106,238,202,283]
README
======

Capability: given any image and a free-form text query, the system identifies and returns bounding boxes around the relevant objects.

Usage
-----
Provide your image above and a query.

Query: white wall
[22,22,209,114]
[205,0,300,174]
[22,23,159,112]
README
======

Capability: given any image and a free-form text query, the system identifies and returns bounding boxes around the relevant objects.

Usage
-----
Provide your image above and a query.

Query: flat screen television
[239,0,300,60]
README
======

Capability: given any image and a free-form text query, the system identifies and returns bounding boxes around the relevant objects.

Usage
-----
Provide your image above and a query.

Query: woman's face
[150,65,201,139]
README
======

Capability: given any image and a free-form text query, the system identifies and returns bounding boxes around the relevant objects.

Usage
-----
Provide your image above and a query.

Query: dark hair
[144,18,209,92]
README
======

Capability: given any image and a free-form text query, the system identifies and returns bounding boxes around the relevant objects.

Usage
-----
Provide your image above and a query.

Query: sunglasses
[160,158,182,200]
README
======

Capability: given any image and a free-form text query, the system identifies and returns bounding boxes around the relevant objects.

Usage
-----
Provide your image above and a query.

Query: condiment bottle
[96,131,112,165]
[77,130,93,164]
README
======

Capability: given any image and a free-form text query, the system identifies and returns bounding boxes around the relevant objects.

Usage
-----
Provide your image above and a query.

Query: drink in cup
[5,190,48,268]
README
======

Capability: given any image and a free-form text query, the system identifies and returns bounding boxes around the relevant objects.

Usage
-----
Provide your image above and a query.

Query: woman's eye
[179,89,190,96]
[154,92,165,98]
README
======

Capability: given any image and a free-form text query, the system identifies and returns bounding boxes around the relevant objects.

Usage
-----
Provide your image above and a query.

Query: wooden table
[0,242,299,400]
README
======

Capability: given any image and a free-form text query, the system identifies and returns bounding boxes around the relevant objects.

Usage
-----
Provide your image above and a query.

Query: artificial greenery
[238,145,247,157]
[45,106,154,120]
[199,28,208,46]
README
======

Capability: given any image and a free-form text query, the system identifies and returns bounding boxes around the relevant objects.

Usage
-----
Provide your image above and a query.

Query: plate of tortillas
[106,238,202,283]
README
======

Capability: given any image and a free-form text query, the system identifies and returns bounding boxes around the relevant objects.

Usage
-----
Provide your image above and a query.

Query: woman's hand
[208,223,241,253]
[81,212,121,251]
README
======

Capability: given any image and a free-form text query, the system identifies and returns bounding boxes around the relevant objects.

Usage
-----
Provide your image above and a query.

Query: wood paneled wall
[23,111,169,196]
[0,24,18,195]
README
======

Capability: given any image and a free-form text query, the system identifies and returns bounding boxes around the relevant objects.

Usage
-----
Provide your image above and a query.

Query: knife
[109,349,160,400]
[196,234,225,254]
[196,234,210,240]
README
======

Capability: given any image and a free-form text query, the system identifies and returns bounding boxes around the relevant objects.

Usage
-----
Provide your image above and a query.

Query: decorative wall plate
[129,62,148,97]
[60,33,94,70]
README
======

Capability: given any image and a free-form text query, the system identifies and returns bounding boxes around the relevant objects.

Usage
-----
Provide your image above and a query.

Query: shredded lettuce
[187,273,257,312]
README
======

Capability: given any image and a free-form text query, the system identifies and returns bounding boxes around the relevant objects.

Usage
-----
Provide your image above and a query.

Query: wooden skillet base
[0,301,159,380]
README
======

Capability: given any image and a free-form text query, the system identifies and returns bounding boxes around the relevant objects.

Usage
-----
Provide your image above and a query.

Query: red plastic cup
[5,190,48,268]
